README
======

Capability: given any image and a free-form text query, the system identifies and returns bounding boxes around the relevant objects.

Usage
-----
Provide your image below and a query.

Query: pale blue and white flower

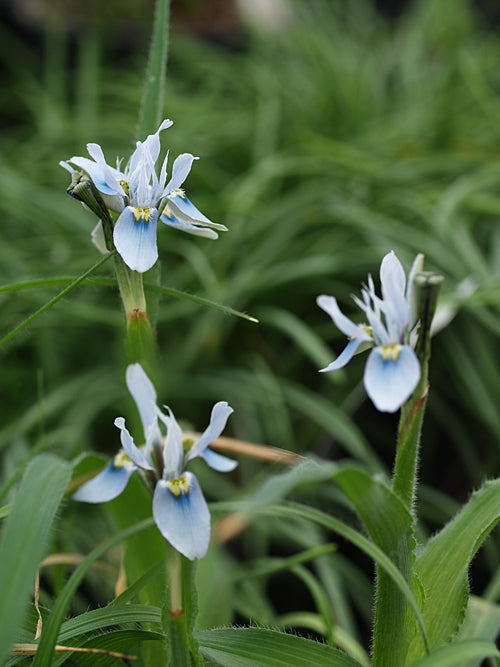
[317,251,421,413]
[61,120,227,273]
[73,363,236,560]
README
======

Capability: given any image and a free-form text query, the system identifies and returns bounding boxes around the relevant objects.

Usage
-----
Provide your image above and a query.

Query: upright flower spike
[61,120,228,273]
[317,251,421,413]
[73,364,236,560]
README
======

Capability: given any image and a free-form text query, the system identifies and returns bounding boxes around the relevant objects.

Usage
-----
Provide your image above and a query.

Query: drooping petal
[153,473,211,560]
[160,212,219,239]
[317,295,372,342]
[126,364,158,438]
[185,402,234,463]
[363,345,421,413]
[113,206,159,273]
[166,193,228,230]
[73,462,135,503]
[319,337,366,372]
[69,156,118,196]
[200,448,238,472]
[114,417,154,470]
[162,407,184,479]
[141,118,173,165]
[163,154,198,195]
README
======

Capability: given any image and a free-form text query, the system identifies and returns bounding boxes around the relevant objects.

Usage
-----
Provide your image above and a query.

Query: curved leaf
[196,627,362,666]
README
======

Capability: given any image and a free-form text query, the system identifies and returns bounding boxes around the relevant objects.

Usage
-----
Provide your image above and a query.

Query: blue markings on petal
[160,212,218,239]
[320,337,366,372]
[364,345,421,413]
[113,206,159,273]
[73,461,135,503]
[166,194,227,230]
[153,472,210,560]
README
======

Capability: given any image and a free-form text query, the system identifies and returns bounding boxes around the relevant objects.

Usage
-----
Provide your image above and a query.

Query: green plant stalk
[113,254,156,367]
[164,547,203,666]
[392,364,429,512]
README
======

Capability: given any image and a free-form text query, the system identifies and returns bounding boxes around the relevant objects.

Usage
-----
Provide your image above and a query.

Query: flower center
[166,475,190,498]
[119,179,130,196]
[379,344,402,362]
[133,207,152,223]
[113,450,135,470]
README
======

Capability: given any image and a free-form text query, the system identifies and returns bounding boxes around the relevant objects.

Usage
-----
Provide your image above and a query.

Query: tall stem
[113,254,156,369]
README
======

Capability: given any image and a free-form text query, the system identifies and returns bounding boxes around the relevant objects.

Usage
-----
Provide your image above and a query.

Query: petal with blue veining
[153,473,210,560]
[113,206,159,273]
[364,345,421,413]
[73,462,135,503]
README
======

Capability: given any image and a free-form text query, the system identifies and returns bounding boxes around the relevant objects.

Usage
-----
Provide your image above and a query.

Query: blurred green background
[1,0,500,641]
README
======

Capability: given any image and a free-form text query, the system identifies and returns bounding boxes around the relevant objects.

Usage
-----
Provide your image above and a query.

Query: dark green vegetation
[0,0,499,662]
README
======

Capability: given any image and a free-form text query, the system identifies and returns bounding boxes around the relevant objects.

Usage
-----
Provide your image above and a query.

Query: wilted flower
[61,120,227,273]
[73,364,236,560]
[317,251,421,413]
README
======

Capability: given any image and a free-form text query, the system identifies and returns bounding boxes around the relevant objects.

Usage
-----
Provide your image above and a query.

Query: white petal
[319,337,366,372]
[185,402,234,463]
[73,462,135,503]
[163,154,198,194]
[126,364,158,437]
[113,206,159,273]
[363,346,421,413]
[317,295,372,342]
[153,473,210,560]
[114,417,154,470]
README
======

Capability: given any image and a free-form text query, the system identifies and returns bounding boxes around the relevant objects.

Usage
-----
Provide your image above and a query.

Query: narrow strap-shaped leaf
[196,627,363,666]
[0,454,72,664]
[0,253,113,348]
[137,0,170,138]
[32,517,155,666]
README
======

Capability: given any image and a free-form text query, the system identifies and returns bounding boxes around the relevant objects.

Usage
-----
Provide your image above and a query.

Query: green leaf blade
[0,454,72,664]
[196,627,363,666]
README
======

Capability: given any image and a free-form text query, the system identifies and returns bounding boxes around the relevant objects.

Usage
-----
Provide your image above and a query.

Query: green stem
[113,254,156,367]
[392,364,429,513]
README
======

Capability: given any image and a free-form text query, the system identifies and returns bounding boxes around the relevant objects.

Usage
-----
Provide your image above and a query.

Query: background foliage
[0,0,499,662]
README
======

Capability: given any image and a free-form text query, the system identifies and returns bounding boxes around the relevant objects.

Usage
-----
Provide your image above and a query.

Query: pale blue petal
[164,154,198,194]
[114,417,154,470]
[73,462,135,503]
[142,119,173,164]
[60,161,74,174]
[162,407,184,479]
[186,402,234,463]
[113,206,158,273]
[319,337,366,372]
[126,364,158,437]
[160,212,219,239]
[380,252,409,333]
[166,194,227,230]
[200,448,238,472]
[317,295,372,342]
[364,345,421,413]
[91,221,108,255]
[153,473,210,560]
[69,156,117,196]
